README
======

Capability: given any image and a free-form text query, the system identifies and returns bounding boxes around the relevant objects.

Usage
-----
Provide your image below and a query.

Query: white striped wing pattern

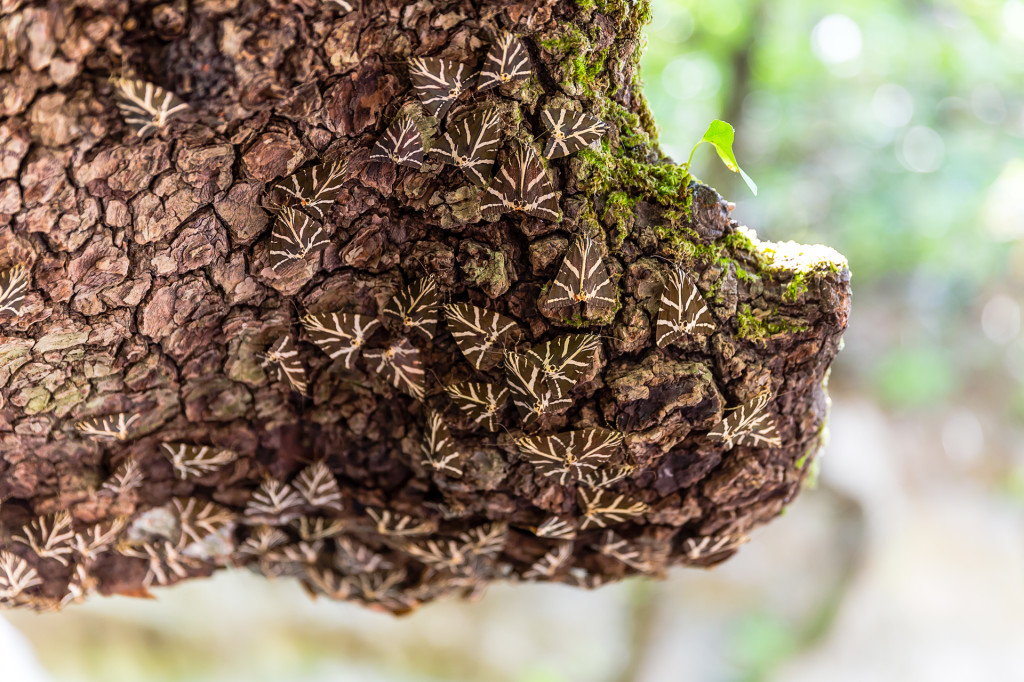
[408,57,469,120]
[430,108,502,185]
[363,337,425,400]
[577,488,647,529]
[160,443,238,480]
[272,161,348,221]
[502,351,571,427]
[541,108,608,159]
[516,428,624,485]
[477,32,532,91]
[421,410,462,476]
[112,77,188,137]
[481,143,559,222]
[74,412,140,441]
[370,115,424,169]
[382,276,440,340]
[655,266,715,347]
[263,334,308,394]
[524,333,600,399]
[444,381,508,432]
[302,312,381,370]
[0,264,29,316]
[708,391,781,450]
[268,207,329,271]
[545,236,616,315]
[444,302,520,370]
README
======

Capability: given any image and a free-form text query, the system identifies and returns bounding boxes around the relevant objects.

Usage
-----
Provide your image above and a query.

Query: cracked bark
[0,0,851,612]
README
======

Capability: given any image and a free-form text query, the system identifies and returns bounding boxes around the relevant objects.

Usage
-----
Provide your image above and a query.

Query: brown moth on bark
[0,0,849,613]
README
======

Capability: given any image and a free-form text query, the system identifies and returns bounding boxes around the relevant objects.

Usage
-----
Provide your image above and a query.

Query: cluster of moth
[0,14,787,610]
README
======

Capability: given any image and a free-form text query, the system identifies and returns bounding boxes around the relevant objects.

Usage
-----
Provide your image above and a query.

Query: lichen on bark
[0,0,850,612]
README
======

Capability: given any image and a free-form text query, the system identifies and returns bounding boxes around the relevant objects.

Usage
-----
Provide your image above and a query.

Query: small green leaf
[687,119,758,196]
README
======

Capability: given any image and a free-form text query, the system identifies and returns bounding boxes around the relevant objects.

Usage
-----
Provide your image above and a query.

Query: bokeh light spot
[811,14,863,65]
[981,294,1021,344]
[872,84,914,128]
[899,126,945,173]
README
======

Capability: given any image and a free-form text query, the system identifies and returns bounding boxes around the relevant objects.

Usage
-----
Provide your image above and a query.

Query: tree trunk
[0,0,850,613]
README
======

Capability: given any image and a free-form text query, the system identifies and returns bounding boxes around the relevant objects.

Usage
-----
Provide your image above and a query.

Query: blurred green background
[5,1,1024,680]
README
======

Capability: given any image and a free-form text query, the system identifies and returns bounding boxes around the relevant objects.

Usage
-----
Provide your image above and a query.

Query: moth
[301,312,381,370]
[444,302,520,370]
[272,161,348,222]
[13,512,76,567]
[579,463,635,489]
[268,207,329,271]
[503,350,570,427]
[72,518,127,562]
[458,522,507,559]
[708,391,782,450]
[408,57,470,119]
[524,333,601,399]
[478,32,532,91]
[421,410,462,476]
[545,235,616,316]
[173,498,234,548]
[594,531,655,573]
[533,516,577,540]
[335,537,392,574]
[655,266,715,347]
[0,264,29,316]
[263,334,308,394]
[370,115,425,169]
[683,534,748,561]
[444,381,508,432]
[481,143,560,222]
[577,488,647,529]
[74,412,140,441]
[101,457,145,496]
[516,428,624,485]
[382,277,440,340]
[0,552,42,601]
[237,526,289,561]
[366,508,436,536]
[160,443,239,480]
[430,108,502,185]
[403,537,467,572]
[294,461,344,512]
[540,109,608,159]
[363,337,426,401]
[244,478,306,525]
[111,77,189,137]
[523,543,573,581]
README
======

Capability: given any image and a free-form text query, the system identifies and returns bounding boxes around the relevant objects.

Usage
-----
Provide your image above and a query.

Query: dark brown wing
[655,266,715,348]
[541,109,608,159]
[382,277,440,340]
[430,108,502,185]
[273,161,348,221]
[444,303,521,370]
[268,208,329,271]
[370,116,424,169]
[408,57,469,120]
[545,236,615,315]
[481,143,559,222]
[477,32,532,91]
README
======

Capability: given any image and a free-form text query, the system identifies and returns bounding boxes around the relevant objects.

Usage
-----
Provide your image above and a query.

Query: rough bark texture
[0,0,851,612]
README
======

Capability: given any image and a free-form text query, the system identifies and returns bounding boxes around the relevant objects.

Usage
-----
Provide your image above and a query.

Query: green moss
[576,148,691,207]
[784,273,809,302]
[603,190,637,246]
[736,304,809,345]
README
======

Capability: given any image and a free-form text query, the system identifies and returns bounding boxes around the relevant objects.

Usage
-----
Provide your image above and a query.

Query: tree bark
[0,0,850,612]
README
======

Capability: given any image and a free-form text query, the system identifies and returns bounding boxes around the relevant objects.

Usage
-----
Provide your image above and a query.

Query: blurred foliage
[640,0,1024,411]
